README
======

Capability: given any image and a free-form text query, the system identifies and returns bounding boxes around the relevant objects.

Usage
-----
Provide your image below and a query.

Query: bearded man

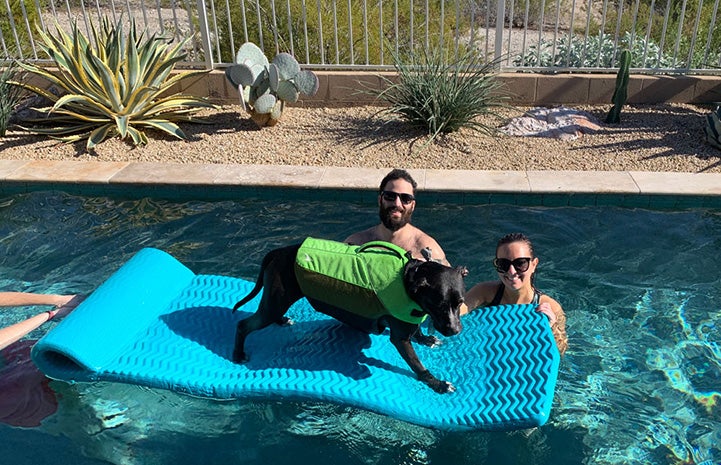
[345,169,450,265]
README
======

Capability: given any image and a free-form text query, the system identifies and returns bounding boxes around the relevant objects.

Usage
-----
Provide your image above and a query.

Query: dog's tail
[232,251,273,312]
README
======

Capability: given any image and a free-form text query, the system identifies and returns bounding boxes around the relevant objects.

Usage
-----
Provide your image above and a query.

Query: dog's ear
[409,277,430,295]
[421,247,433,262]
[456,266,469,277]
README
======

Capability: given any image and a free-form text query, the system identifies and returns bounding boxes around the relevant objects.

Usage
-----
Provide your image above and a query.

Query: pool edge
[1,161,720,207]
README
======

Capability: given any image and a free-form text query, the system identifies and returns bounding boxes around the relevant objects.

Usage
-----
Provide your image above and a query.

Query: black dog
[231,238,466,393]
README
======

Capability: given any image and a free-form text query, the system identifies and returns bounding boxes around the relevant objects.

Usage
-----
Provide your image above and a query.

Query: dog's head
[403,260,466,337]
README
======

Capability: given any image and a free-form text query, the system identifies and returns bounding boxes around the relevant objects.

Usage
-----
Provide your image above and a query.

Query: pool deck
[1,159,721,207]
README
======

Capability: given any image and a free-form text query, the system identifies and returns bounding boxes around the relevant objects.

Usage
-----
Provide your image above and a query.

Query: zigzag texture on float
[32,247,560,431]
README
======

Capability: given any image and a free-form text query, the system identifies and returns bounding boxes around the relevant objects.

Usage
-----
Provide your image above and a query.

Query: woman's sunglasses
[380,190,416,205]
[493,257,531,273]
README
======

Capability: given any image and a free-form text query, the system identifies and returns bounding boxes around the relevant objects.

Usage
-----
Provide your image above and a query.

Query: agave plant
[14,19,218,149]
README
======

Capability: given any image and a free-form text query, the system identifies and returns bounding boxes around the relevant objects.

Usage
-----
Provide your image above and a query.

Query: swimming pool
[1,190,719,465]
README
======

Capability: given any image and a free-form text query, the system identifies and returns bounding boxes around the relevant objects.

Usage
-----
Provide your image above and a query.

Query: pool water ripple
[1,191,719,465]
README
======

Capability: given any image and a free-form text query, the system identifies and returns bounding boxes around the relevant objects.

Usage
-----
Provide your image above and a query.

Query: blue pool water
[0,191,719,465]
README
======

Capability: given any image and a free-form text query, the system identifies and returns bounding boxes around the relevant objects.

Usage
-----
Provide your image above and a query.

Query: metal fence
[2,0,721,73]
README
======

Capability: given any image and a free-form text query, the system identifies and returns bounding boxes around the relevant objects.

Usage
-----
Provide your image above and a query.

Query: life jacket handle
[357,241,410,260]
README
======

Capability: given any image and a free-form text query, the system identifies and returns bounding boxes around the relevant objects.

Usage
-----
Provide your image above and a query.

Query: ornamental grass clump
[0,61,26,137]
[14,19,218,149]
[375,47,507,142]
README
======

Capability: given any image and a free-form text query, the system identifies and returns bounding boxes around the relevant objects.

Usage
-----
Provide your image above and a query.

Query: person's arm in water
[537,297,568,355]
[0,293,83,350]
[0,292,77,308]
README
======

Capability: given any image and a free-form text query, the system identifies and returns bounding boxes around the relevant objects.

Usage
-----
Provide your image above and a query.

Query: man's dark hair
[379,169,417,194]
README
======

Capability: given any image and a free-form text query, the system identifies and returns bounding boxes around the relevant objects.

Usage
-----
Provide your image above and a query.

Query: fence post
[494,0,505,66]
[195,0,215,69]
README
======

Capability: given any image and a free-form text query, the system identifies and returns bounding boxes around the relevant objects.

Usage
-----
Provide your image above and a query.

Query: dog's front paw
[438,381,456,393]
[413,333,441,348]
[429,380,455,394]
[232,349,249,364]
[418,370,456,394]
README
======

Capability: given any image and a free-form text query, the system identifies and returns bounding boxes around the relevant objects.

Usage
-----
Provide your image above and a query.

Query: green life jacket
[294,237,426,325]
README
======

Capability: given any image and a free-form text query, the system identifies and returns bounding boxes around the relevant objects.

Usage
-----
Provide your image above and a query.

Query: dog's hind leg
[233,248,303,363]
[233,295,299,362]
[233,313,270,362]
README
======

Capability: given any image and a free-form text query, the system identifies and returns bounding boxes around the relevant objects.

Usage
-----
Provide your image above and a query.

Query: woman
[0,292,82,427]
[462,233,568,354]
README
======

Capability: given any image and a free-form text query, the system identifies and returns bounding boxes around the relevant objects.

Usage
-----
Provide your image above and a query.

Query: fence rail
[2,0,721,74]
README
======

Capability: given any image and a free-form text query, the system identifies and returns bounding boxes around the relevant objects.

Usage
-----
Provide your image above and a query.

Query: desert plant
[704,106,721,150]
[606,49,631,124]
[513,32,677,68]
[0,61,27,137]
[373,47,507,142]
[13,18,218,149]
[215,0,460,66]
[225,42,319,127]
[0,0,41,58]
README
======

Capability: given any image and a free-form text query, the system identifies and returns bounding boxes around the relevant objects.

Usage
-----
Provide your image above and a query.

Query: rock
[500,106,602,140]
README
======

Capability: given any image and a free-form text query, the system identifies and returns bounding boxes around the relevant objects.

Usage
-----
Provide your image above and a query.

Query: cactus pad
[235,42,268,68]
[254,93,277,114]
[294,70,320,96]
[272,52,301,80]
[276,80,300,103]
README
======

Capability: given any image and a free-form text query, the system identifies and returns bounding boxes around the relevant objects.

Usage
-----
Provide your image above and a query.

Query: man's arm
[418,236,450,265]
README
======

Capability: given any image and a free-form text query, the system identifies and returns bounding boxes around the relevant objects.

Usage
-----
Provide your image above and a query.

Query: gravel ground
[2,103,721,173]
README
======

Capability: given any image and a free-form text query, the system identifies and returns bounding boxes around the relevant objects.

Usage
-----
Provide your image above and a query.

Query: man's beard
[379,205,412,232]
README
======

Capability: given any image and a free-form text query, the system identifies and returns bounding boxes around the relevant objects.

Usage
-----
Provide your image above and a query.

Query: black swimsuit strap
[490,283,543,306]
[490,283,505,306]
[531,287,542,305]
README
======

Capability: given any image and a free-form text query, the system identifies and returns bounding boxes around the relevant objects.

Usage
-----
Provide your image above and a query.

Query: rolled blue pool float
[32,247,560,432]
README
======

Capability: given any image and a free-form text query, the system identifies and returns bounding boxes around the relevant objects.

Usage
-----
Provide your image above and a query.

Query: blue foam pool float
[32,247,560,431]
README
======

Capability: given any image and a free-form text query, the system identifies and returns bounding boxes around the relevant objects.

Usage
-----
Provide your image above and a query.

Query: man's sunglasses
[493,257,531,273]
[380,191,416,205]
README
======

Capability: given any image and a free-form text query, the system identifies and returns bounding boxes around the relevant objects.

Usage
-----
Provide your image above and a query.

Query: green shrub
[513,31,677,68]
[15,18,218,149]
[0,0,42,58]
[0,61,27,136]
[215,0,460,65]
[590,0,721,69]
[373,47,507,142]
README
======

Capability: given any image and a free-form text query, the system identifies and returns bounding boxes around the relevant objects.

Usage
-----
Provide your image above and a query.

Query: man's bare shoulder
[411,229,448,262]
[344,226,382,245]
[414,228,442,249]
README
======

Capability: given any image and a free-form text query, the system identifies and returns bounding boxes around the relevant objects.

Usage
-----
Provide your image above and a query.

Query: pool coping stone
[1,160,720,207]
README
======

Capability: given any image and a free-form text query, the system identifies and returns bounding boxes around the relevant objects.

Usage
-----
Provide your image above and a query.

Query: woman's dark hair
[496,232,538,287]
[379,169,417,194]
[496,232,535,258]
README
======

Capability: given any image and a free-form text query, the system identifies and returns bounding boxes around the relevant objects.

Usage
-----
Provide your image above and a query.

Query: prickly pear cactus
[225,42,320,127]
